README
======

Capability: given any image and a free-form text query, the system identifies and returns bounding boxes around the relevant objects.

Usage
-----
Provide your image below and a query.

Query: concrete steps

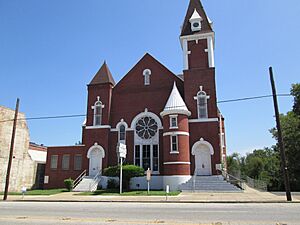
[180,175,242,192]
[73,176,101,192]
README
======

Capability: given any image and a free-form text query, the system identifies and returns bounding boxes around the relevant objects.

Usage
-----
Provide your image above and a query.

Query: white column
[207,36,215,68]
[182,39,189,70]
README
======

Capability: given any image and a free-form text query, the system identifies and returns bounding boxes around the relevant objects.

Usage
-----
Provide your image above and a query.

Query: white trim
[87,143,105,176]
[182,39,189,70]
[169,115,178,129]
[189,118,218,123]
[163,162,191,165]
[170,135,178,153]
[85,125,111,129]
[130,109,162,129]
[180,32,215,44]
[143,69,151,86]
[207,36,215,68]
[160,109,191,117]
[170,151,179,155]
[191,138,214,156]
[163,131,189,137]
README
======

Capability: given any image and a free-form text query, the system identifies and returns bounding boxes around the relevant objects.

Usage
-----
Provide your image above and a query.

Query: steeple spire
[181,0,212,36]
[89,61,115,86]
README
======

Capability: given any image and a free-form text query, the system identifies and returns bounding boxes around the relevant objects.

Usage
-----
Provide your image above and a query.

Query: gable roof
[181,0,213,36]
[89,61,115,86]
[113,53,183,89]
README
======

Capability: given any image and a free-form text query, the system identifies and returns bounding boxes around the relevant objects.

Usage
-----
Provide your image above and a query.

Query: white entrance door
[89,149,102,177]
[194,146,212,176]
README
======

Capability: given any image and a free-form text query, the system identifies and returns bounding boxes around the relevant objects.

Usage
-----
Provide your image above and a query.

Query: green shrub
[107,179,119,189]
[64,178,74,192]
[103,164,144,190]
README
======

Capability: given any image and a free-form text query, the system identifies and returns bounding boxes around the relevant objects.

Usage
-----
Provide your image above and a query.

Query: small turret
[160,83,191,188]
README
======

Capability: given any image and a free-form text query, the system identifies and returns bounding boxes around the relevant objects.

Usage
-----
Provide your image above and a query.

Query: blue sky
[0,0,299,155]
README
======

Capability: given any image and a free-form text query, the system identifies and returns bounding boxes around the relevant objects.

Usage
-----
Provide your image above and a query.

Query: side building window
[50,155,58,169]
[74,154,82,171]
[197,90,208,119]
[62,155,70,170]
[92,96,104,126]
[143,69,151,86]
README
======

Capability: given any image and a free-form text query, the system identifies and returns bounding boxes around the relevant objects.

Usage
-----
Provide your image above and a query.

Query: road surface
[0,202,299,225]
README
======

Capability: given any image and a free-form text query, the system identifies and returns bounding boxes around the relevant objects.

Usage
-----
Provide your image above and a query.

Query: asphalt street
[0,202,299,225]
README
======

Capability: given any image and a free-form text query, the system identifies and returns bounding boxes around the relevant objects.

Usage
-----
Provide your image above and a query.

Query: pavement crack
[16,216,28,219]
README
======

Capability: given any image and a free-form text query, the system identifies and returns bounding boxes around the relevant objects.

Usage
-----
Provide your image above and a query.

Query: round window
[135,116,158,139]
[193,22,200,28]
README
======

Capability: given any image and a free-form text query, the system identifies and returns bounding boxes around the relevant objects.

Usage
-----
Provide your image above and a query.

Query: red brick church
[44,0,227,191]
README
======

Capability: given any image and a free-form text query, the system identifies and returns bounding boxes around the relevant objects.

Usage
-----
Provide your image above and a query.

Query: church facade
[44,0,227,191]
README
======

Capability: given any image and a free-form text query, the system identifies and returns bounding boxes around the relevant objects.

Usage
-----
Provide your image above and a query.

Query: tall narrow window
[119,125,126,143]
[135,145,140,167]
[143,69,151,86]
[74,154,82,171]
[153,145,159,172]
[62,155,70,170]
[50,155,58,169]
[197,90,208,119]
[170,135,178,153]
[92,97,104,126]
[142,145,151,170]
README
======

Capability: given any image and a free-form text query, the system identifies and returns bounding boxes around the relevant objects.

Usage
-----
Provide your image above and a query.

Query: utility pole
[3,98,20,201]
[269,67,292,202]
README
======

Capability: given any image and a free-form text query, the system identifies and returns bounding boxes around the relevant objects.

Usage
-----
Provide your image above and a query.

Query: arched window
[197,90,208,119]
[93,97,103,126]
[143,69,151,86]
[119,124,126,143]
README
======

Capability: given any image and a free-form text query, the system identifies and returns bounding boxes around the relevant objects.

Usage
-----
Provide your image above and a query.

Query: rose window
[135,116,158,139]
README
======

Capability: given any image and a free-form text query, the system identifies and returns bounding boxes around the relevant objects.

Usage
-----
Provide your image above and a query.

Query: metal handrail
[73,169,87,188]
[219,169,245,190]
[245,176,267,191]
[89,170,102,192]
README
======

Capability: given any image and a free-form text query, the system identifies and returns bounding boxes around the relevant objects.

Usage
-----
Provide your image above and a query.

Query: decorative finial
[97,96,100,101]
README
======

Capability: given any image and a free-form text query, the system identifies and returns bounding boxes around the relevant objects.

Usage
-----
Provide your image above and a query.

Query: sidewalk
[2,186,300,203]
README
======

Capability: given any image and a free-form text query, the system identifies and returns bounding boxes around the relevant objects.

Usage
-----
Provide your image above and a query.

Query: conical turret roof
[160,83,191,117]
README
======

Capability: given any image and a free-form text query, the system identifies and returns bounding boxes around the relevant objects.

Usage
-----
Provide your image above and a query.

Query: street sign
[146,168,151,181]
[117,143,127,158]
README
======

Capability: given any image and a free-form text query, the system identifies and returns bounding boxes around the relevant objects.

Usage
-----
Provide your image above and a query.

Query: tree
[226,153,241,178]
[270,83,300,191]
[291,83,300,115]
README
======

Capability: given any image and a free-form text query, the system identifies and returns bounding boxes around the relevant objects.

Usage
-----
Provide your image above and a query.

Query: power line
[0,93,292,123]
[217,93,291,104]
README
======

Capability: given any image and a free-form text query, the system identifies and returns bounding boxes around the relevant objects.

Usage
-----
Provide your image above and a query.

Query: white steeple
[160,82,191,117]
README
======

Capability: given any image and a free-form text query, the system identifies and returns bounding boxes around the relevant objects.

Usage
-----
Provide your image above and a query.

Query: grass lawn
[77,189,181,196]
[0,189,68,196]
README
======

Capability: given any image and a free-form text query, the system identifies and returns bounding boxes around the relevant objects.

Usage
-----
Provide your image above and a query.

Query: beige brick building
[0,106,46,192]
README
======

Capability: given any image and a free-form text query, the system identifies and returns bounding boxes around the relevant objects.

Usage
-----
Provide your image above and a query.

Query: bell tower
[181,0,221,175]
[180,0,214,70]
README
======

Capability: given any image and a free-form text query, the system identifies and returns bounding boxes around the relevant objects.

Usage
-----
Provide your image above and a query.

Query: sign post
[166,185,170,201]
[116,143,127,194]
[146,168,151,195]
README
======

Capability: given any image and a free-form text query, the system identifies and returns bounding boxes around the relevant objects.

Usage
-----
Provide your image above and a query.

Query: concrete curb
[5,199,300,204]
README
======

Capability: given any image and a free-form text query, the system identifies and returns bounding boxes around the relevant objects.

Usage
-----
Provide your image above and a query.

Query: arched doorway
[192,138,214,176]
[87,143,105,177]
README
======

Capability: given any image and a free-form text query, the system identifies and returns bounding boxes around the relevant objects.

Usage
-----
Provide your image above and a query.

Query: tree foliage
[227,83,300,191]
